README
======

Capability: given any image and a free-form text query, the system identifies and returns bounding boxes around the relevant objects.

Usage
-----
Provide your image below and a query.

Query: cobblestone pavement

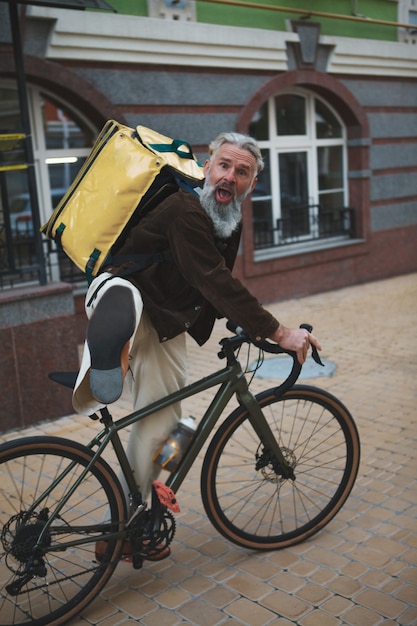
[1,273,416,625]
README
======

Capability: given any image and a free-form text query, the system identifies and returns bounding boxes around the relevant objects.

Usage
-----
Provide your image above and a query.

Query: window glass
[275,94,305,136]
[315,100,342,139]
[3,170,31,235]
[319,192,345,213]
[42,96,95,150]
[317,146,343,190]
[279,152,309,238]
[0,170,38,284]
[318,192,346,237]
[279,152,308,208]
[47,160,86,199]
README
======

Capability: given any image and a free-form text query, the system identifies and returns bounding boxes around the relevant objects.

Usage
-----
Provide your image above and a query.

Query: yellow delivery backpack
[41,120,205,282]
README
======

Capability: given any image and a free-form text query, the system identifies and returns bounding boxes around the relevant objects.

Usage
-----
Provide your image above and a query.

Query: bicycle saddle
[49,371,78,390]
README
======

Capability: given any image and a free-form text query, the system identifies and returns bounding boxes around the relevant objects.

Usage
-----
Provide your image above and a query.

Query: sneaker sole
[87,285,135,404]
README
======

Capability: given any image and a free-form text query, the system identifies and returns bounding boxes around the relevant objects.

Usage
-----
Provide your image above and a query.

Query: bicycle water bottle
[153,416,196,472]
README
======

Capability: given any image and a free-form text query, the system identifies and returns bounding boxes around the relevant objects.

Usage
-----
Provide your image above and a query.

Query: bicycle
[0,322,360,626]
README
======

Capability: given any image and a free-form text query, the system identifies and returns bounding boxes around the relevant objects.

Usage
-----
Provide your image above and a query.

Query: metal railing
[1,204,356,290]
[254,204,355,250]
[0,224,41,289]
[0,223,84,289]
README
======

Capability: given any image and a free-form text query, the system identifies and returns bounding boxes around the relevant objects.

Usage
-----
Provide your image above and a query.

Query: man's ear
[203,160,210,176]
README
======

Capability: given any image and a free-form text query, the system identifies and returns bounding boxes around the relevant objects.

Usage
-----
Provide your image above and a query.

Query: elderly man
[73,131,321,558]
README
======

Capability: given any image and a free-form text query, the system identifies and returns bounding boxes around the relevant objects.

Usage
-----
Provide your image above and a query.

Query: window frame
[252,88,349,261]
[398,0,417,43]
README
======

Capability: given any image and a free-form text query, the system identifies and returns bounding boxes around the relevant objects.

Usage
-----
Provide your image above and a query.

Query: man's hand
[270,325,322,365]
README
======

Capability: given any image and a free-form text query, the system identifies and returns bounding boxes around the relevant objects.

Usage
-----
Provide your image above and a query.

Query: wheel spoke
[0,437,125,626]
[201,385,360,549]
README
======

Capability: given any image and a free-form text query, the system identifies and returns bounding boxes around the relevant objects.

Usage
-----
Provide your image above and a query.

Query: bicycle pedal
[152,480,180,513]
[131,553,143,569]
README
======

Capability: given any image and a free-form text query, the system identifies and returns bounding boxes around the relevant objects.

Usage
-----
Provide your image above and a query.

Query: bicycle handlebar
[224,320,322,364]
[220,320,323,396]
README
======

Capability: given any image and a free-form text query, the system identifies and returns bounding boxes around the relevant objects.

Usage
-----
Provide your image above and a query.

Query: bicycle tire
[0,436,127,626]
[201,385,360,550]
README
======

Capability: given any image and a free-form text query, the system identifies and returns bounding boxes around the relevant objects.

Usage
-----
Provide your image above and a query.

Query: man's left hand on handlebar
[270,325,322,365]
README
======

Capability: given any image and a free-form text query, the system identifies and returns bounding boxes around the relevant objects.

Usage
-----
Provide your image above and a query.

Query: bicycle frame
[96,354,290,496]
[33,350,290,552]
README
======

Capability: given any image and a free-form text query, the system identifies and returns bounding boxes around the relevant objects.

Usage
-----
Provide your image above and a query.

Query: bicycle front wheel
[201,385,360,550]
[0,436,127,626]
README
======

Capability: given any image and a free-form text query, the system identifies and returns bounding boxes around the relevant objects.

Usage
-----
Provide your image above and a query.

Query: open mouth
[215,185,234,203]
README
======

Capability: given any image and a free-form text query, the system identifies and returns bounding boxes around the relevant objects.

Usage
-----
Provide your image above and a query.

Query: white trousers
[73,273,187,501]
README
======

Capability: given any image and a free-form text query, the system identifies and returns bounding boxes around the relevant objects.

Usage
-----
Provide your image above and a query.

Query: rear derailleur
[1,509,50,596]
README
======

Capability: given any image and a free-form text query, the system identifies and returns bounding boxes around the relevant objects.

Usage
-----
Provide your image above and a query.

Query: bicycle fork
[236,379,295,481]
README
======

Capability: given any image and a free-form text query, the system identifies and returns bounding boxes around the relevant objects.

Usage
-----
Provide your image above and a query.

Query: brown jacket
[112,189,279,345]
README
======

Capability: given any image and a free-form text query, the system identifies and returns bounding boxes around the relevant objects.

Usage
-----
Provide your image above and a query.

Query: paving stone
[321,595,353,616]
[95,615,128,626]
[154,586,191,609]
[269,571,305,594]
[296,582,332,604]
[298,609,341,626]
[226,597,278,625]
[305,547,350,570]
[178,597,229,625]
[111,590,158,619]
[399,607,417,626]
[355,588,407,619]
[201,585,239,608]
[225,572,272,600]
[341,604,383,626]
[262,588,311,620]
[139,609,182,626]
[327,575,363,598]
[76,596,120,624]
[180,574,216,595]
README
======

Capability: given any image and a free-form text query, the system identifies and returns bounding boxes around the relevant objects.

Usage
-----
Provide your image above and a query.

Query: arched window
[0,82,96,287]
[249,89,351,258]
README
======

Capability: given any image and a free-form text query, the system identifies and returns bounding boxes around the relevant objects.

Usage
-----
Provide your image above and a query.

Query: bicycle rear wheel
[0,436,126,626]
[201,385,360,550]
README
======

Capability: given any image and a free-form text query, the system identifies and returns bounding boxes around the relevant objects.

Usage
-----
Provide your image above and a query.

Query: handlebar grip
[226,320,323,365]
[300,323,324,366]
[226,320,242,335]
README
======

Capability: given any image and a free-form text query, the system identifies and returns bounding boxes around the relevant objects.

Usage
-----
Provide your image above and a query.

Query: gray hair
[208,132,264,176]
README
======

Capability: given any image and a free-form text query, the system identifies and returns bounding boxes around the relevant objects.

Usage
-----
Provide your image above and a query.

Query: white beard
[199,182,243,239]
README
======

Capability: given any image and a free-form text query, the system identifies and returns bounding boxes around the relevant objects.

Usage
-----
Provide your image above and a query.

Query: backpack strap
[148,138,198,161]
[86,250,173,306]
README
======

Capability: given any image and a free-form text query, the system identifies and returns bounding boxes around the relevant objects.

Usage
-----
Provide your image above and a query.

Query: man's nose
[223,168,236,183]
